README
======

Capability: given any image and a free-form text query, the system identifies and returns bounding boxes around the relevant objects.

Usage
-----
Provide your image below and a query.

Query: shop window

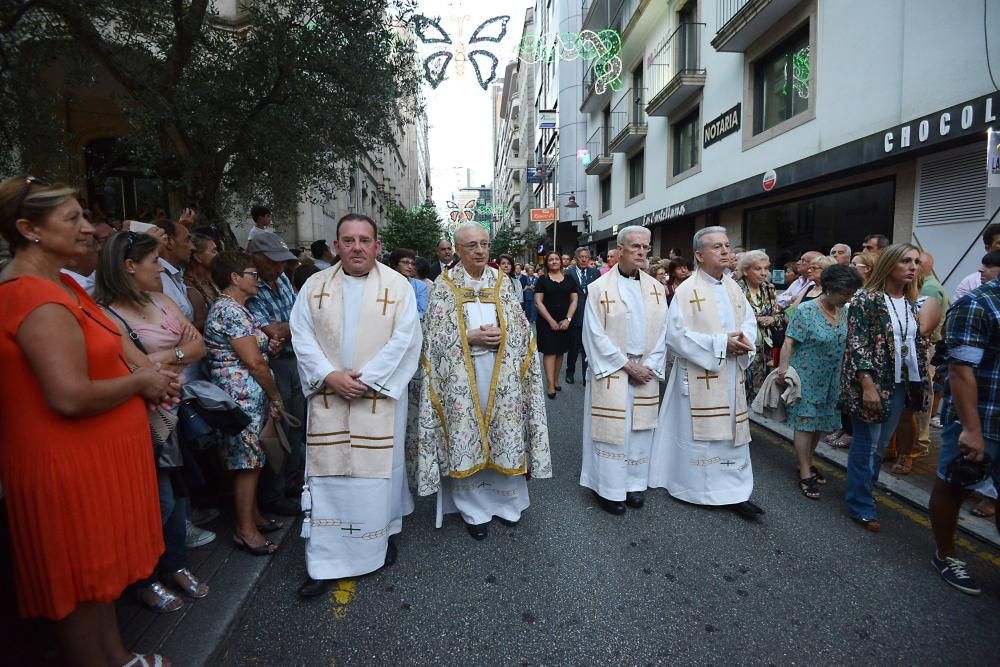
[672,108,699,176]
[629,150,644,199]
[600,176,611,213]
[753,26,810,135]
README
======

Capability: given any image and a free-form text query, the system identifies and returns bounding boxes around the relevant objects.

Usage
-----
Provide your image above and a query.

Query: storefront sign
[989,128,1000,189]
[539,110,558,129]
[641,204,687,227]
[530,208,556,222]
[883,93,997,155]
[762,169,777,191]
[703,103,741,148]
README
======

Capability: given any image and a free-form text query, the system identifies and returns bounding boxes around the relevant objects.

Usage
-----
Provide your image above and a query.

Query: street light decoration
[412,14,511,90]
[518,29,624,94]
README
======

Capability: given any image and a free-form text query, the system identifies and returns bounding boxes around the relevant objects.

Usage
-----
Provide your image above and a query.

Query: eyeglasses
[10,176,51,221]
[398,259,416,266]
[460,241,490,251]
[124,230,144,254]
[241,270,259,278]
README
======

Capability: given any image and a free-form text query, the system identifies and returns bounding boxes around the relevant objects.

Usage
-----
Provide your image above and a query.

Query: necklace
[887,294,911,357]
[818,298,838,322]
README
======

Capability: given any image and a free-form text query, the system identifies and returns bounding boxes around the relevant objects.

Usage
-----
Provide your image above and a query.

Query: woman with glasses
[534,251,578,399]
[94,231,210,612]
[0,176,177,666]
[204,252,286,555]
[498,253,524,304]
[388,248,429,318]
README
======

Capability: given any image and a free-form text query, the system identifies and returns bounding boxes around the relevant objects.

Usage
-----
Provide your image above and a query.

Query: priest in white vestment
[580,226,668,514]
[649,226,766,519]
[412,223,551,541]
[290,215,422,598]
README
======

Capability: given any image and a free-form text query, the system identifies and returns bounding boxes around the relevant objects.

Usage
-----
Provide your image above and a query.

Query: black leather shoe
[497,517,519,527]
[298,576,335,598]
[466,522,489,540]
[593,492,626,515]
[262,498,301,516]
[382,535,399,569]
[625,491,645,508]
[565,374,575,384]
[582,376,587,386]
[728,500,765,519]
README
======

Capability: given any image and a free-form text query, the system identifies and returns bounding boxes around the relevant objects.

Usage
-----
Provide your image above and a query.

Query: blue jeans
[846,383,906,520]
[140,470,188,584]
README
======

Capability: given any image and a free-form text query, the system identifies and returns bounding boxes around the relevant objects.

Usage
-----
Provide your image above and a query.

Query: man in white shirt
[154,219,195,321]
[61,221,113,294]
[311,239,334,270]
[831,243,852,265]
[776,250,821,309]
[954,224,1000,300]
[247,205,273,245]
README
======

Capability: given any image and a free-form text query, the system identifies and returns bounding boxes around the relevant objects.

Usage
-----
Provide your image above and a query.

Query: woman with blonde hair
[850,250,879,286]
[840,243,927,531]
[738,250,785,399]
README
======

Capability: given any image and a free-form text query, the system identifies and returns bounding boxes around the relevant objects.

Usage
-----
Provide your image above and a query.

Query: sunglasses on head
[10,176,52,221]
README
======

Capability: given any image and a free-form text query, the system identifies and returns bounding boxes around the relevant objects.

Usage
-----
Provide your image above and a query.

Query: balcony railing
[582,0,640,34]
[609,87,647,152]
[585,126,613,176]
[646,22,706,117]
[716,0,750,32]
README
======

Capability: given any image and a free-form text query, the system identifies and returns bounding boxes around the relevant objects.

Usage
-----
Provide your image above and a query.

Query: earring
[33,238,40,244]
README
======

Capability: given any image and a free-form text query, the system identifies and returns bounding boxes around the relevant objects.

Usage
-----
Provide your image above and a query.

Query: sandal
[257,518,284,533]
[136,582,183,613]
[891,457,912,475]
[168,568,209,599]
[971,498,997,518]
[823,429,844,444]
[798,476,821,500]
[810,466,827,485]
[122,654,169,667]
[233,533,277,556]
[829,434,852,449]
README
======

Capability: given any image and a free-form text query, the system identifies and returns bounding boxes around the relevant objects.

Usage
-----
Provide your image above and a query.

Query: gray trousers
[258,355,307,505]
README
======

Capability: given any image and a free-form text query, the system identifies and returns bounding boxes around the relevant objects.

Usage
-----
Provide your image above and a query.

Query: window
[753,27,810,135]
[628,150,644,199]
[601,106,612,154]
[600,176,612,213]
[672,108,699,176]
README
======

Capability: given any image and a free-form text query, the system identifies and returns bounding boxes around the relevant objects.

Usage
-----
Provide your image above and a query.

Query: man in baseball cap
[247,231,297,262]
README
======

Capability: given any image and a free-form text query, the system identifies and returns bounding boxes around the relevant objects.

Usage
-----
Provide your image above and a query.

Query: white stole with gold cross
[305,262,411,478]
[587,268,667,446]
[672,270,751,445]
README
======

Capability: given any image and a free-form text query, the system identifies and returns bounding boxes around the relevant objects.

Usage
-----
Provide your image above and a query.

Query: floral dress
[738,279,786,400]
[204,296,270,470]
[785,301,847,433]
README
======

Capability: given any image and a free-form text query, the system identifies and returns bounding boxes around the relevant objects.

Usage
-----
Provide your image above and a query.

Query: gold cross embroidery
[689,290,706,312]
[649,286,662,304]
[600,292,616,314]
[696,371,718,390]
[313,291,331,309]
[376,288,395,316]
[367,392,387,414]
[605,374,621,390]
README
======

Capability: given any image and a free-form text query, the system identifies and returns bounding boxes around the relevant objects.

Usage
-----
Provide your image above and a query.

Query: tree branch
[162,0,209,93]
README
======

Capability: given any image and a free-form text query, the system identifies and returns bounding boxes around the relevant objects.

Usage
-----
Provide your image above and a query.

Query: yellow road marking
[763,434,1000,568]
[329,579,356,620]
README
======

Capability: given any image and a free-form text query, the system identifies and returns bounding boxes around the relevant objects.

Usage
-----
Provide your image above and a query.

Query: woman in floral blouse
[205,252,285,555]
[840,243,927,532]
[738,250,785,400]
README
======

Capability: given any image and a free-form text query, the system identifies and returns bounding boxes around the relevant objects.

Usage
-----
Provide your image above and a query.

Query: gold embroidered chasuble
[587,268,667,445]
[411,265,552,496]
[305,262,412,479]
[672,270,752,445]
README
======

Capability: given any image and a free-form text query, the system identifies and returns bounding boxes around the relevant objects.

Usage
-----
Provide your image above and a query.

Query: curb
[750,412,1000,550]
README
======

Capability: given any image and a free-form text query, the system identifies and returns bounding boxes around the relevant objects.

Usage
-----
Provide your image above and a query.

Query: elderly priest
[412,222,552,540]
[290,214,422,598]
[649,226,765,519]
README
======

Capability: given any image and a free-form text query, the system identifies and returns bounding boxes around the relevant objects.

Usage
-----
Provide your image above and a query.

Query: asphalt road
[217,375,1000,666]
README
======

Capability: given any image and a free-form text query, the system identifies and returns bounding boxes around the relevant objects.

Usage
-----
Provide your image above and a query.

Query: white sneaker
[185,521,216,548]
[930,416,943,429]
[190,507,220,526]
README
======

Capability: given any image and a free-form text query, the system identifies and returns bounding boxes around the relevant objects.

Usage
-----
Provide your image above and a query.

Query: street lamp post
[554,191,579,253]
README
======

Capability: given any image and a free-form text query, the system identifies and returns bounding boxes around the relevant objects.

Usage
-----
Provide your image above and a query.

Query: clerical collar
[617,266,641,281]
[703,271,724,285]
[344,271,369,279]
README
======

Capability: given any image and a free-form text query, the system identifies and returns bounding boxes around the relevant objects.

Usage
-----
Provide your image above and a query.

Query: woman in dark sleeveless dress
[534,251,577,399]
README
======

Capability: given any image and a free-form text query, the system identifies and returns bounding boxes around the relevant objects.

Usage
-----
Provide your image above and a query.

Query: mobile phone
[128,221,156,234]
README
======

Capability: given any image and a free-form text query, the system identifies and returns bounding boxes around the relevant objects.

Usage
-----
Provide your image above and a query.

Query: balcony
[646,22,706,118]
[582,0,642,35]
[581,63,616,113]
[608,88,647,153]
[584,126,613,177]
[711,0,802,52]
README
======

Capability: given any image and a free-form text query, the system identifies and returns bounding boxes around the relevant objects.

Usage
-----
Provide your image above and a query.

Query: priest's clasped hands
[324,369,368,401]
[726,331,754,356]
[467,324,502,350]
[623,361,655,386]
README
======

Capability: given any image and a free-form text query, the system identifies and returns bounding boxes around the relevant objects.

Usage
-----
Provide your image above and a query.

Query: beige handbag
[260,409,302,474]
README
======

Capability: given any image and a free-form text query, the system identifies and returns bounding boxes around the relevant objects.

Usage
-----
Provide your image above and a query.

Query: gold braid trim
[420,355,449,455]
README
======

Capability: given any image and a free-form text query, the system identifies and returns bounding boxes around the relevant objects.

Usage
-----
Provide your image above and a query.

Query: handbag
[260,408,302,475]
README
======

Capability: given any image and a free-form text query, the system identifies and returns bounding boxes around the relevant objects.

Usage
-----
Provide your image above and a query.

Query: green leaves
[380,204,445,259]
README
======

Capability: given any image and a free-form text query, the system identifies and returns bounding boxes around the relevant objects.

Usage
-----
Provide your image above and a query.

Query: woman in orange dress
[0,176,179,667]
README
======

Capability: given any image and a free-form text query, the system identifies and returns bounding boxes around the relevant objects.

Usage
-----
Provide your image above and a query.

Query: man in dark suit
[566,246,602,385]
[427,238,454,281]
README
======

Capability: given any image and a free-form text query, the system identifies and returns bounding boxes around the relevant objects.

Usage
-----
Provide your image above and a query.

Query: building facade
[580,0,1000,291]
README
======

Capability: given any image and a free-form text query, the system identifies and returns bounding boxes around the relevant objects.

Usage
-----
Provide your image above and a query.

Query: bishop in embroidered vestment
[411,223,551,540]
[649,227,765,517]
[290,216,422,596]
[579,226,668,514]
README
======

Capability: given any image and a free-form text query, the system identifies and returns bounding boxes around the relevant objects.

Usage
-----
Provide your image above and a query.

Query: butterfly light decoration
[412,14,510,90]
[447,199,479,226]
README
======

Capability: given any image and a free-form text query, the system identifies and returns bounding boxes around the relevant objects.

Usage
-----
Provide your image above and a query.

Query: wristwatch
[174,346,185,363]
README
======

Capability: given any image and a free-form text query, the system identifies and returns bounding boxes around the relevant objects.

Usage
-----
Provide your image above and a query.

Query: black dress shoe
[497,517,519,527]
[625,491,645,508]
[382,535,399,568]
[728,500,765,519]
[262,498,301,516]
[582,376,587,386]
[565,375,575,384]
[466,522,489,540]
[593,492,626,515]
[298,576,335,598]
